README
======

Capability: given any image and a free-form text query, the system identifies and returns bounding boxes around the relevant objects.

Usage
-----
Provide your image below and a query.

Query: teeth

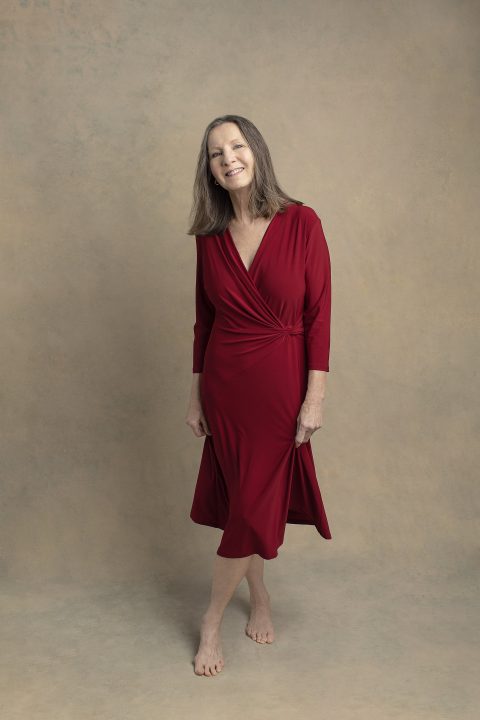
[226,168,244,176]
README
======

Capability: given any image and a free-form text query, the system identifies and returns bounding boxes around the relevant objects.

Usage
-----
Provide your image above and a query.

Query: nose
[222,150,237,166]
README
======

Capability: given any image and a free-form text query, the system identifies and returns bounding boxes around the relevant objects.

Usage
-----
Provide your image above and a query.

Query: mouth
[225,167,244,177]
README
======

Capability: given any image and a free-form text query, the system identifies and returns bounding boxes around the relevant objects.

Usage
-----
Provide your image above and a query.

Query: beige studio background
[1,1,479,718]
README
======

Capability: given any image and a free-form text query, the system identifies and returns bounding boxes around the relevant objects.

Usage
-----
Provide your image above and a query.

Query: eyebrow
[209,138,244,150]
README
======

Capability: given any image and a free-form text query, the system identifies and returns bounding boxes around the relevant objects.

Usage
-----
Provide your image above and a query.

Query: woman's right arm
[186,237,215,437]
[192,236,215,374]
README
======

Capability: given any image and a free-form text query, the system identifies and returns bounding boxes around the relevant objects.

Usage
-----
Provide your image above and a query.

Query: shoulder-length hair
[187,114,304,236]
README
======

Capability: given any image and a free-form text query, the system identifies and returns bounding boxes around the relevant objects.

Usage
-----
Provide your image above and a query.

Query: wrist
[302,396,324,406]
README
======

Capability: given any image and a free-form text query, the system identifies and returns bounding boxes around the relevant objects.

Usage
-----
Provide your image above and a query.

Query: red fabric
[190,202,332,559]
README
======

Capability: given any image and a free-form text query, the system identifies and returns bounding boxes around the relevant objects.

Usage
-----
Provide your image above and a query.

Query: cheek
[245,151,254,166]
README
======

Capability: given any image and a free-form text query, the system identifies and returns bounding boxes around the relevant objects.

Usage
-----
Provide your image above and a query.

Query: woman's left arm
[296,215,331,446]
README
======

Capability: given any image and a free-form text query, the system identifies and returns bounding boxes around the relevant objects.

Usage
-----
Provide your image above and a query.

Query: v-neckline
[225,212,279,275]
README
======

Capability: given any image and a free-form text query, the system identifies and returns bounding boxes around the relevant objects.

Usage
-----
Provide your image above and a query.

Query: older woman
[185,115,332,677]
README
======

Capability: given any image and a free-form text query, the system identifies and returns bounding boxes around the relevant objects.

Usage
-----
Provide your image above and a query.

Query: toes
[194,646,224,676]
[246,625,275,643]
[195,660,223,676]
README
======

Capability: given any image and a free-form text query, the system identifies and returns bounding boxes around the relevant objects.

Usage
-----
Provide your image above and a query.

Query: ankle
[202,608,223,627]
[248,584,270,605]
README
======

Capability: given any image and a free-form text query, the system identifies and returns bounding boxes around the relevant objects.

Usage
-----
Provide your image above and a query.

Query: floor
[1,551,478,720]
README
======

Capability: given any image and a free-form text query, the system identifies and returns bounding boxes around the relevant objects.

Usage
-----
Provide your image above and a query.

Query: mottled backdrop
[1,1,478,585]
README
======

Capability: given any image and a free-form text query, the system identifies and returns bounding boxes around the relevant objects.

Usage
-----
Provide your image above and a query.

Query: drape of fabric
[190,203,332,559]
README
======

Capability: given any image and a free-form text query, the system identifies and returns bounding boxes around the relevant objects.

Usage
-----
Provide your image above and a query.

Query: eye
[210,143,244,159]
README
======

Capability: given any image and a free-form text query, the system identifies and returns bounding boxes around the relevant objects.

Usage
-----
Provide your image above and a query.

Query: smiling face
[207,122,255,192]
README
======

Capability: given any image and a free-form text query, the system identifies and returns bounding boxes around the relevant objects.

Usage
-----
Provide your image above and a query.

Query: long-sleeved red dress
[190,202,332,559]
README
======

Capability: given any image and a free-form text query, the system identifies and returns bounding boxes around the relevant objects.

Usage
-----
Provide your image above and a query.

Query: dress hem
[190,512,332,559]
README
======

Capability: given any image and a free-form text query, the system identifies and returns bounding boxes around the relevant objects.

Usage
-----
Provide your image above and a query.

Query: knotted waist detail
[279,322,305,336]
[206,320,305,375]
[213,320,304,337]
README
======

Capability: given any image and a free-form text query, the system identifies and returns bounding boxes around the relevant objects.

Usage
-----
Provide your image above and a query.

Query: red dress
[190,202,332,559]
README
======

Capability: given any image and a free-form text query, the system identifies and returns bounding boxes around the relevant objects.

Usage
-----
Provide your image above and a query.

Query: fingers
[185,411,212,438]
[201,417,212,436]
[185,419,207,438]
[295,416,311,445]
[295,424,320,446]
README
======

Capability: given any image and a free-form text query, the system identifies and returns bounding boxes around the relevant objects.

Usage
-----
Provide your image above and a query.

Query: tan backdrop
[1,1,478,584]
[1,2,479,717]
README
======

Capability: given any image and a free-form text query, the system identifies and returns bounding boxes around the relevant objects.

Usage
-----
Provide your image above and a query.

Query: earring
[214,179,219,185]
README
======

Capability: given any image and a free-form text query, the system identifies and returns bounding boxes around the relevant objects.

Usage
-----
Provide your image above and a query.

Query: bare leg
[194,554,253,676]
[245,554,275,643]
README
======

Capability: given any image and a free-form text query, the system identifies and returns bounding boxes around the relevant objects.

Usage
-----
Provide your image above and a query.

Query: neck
[229,189,255,224]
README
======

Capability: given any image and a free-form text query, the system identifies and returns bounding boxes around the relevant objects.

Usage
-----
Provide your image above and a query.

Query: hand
[295,400,324,447]
[185,401,212,438]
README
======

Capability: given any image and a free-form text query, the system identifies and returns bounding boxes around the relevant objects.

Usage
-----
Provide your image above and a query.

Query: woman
[185,115,332,677]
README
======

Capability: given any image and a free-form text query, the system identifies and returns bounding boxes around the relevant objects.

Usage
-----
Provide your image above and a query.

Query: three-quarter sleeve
[303,215,331,371]
[192,236,215,373]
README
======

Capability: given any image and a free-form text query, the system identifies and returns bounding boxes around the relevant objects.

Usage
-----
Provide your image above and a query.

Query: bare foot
[245,589,275,643]
[194,612,225,676]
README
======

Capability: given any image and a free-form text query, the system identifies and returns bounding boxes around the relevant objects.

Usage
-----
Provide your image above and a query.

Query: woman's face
[207,122,255,191]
